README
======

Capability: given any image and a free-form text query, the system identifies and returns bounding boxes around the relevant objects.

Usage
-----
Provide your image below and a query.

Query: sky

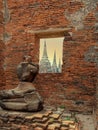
[39,37,64,65]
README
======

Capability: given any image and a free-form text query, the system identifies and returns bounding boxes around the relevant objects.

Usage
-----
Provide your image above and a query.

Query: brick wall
[2,0,98,113]
[94,4,98,129]
[0,0,5,89]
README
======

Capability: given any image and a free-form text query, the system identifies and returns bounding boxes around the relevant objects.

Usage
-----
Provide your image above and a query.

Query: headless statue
[0,56,43,112]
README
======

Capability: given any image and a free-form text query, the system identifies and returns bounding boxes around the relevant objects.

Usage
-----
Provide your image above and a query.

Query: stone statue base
[0,82,43,112]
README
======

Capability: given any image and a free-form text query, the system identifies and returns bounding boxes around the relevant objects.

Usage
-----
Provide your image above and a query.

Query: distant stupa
[58,58,62,73]
[51,51,58,73]
[39,41,52,73]
[39,40,62,73]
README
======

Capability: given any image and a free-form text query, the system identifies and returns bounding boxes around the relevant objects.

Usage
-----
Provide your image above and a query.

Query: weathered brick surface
[0,1,6,89]
[0,0,98,114]
[94,4,98,130]
[0,108,80,130]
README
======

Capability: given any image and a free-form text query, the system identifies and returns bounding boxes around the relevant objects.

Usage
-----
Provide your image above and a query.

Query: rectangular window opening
[39,37,64,73]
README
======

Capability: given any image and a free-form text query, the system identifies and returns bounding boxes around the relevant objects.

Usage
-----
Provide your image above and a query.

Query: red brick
[0,0,98,119]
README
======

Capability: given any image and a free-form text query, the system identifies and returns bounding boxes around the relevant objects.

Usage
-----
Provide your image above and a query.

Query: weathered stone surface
[84,45,98,64]
[17,55,39,82]
[0,107,95,130]
[0,56,43,112]
[65,0,97,30]
[3,0,10,23]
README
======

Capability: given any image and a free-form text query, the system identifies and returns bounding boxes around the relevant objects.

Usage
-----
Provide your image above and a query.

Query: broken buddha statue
[0,56,43,111]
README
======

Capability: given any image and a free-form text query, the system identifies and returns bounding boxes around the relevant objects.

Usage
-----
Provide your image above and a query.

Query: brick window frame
[28,27,71,73]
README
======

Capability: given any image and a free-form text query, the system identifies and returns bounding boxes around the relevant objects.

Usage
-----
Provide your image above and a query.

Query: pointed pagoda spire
[42,40,48,58]
[52,51,58,72]
[58,58,62,73]
[39,40,52,73]
[53,51,56,65]
[58,58,61,67]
